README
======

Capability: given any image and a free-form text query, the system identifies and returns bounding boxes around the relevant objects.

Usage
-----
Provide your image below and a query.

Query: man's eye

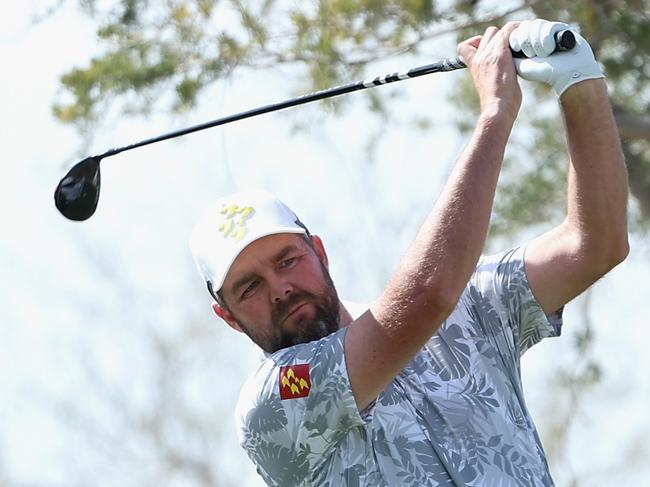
[241,280,259,298]
[279,257,297,269]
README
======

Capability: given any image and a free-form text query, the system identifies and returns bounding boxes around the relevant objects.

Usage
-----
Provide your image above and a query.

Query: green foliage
[53,0,472,124]
[449,0,650,237]
[53,0,650,233]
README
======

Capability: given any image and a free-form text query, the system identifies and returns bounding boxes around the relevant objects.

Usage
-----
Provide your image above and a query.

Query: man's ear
[211,302,243,333]
[310,234,329,269]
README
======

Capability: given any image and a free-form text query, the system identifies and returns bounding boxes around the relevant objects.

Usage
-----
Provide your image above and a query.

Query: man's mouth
[284,302,309,322]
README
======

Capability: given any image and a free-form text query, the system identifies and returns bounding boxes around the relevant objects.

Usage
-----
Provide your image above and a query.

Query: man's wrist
[559,78,609,107]
[477,104,518,136]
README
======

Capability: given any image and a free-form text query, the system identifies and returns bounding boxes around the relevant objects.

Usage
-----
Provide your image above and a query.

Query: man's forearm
[412,111,512,292]
[560,79,629,264]
[384,109,514,323]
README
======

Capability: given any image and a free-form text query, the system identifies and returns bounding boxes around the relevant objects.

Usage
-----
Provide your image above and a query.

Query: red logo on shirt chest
[279,364,311,400]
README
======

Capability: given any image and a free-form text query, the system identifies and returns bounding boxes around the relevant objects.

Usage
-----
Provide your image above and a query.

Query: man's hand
[458,22,522,121]
[509,19,604,96]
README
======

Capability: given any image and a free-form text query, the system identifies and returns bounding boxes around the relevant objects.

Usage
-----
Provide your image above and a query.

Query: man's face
[216,233,341,353]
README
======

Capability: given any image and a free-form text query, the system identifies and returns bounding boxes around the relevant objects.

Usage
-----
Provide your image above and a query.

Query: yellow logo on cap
[218,204,255,241]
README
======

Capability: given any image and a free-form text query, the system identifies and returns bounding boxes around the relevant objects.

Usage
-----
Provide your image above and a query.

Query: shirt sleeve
[234,326,365,486]
[469,245,563,357]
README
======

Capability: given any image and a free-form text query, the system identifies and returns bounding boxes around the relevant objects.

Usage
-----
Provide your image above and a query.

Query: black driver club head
[54,156,102,221]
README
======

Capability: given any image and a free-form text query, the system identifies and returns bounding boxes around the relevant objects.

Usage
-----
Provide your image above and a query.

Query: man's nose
[271,279,293,303]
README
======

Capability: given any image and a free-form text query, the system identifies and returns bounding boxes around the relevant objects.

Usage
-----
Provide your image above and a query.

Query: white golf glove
[509,19,604,96]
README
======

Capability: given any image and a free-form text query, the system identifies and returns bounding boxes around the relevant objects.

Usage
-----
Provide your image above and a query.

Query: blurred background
[2,1,649,486]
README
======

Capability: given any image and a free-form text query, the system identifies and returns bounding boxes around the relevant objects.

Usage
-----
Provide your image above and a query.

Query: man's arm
[344,23,522,411]
[506,20,629,314]
[525,79,629,314]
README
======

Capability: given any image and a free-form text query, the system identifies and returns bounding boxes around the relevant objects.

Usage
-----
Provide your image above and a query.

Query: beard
[235,263,341,354]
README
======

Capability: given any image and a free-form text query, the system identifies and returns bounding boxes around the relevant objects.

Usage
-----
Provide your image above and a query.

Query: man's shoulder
[236,356,277,414]
[236,328,349,418]
[235,327,358,454]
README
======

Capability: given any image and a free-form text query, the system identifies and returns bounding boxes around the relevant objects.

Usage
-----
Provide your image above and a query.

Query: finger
[479,26,499,48]
[500,21,521,41]
[540,21,571,56]
[457,35,482,64]
[520,21,536,58]
[509,21,526,52]
[461,34,483,49]
[509,24,521,52]
[530,19,546,57]
[494,21,521,52]
[511,20,536,58]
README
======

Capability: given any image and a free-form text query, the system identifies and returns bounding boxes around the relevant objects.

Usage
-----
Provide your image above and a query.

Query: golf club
[54,30,575,221]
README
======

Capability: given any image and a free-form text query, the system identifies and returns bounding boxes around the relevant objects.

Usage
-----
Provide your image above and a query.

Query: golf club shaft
[99,57,467,160]
[95,28,574,160]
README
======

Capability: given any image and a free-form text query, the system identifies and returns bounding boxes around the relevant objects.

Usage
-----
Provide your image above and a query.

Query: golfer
[190,19,628,486]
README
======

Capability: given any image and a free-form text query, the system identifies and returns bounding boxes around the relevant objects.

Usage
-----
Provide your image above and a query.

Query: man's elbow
[416,277,464,320]
[595,232,630,276]
[609,235,630,268]
[387,276,460,328]
[569,222,629,279]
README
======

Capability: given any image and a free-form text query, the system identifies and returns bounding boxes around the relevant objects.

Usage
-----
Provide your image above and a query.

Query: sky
[1,3,649,486]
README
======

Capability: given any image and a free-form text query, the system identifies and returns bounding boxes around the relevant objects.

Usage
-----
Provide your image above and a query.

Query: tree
[52,0,650,234]
[47,1,650,485]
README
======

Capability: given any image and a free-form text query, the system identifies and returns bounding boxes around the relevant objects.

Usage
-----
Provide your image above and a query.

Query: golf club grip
[413,29,575,72]
[511,29,575,58]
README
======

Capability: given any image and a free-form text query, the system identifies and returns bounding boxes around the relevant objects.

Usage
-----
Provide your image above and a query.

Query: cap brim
[213,226,307,291]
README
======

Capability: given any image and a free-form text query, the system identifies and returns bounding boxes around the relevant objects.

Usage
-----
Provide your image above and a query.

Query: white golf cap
[189,189,308,293]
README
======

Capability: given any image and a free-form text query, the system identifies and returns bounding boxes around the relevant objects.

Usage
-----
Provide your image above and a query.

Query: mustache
[272,291,317,323]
